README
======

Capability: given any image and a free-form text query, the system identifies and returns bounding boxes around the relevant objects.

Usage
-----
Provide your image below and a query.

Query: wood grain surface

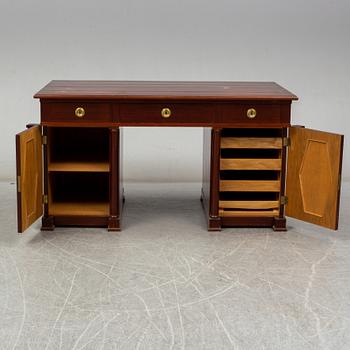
[286,127,344,230]
[220,180,281,192]
[221,137,282,149]
[16,125,43,232]
[220,158,282,170]
[34,81,298,101]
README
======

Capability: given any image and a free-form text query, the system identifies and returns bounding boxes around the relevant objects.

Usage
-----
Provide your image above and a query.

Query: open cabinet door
[286,127,344,230]
[16,125,43,233]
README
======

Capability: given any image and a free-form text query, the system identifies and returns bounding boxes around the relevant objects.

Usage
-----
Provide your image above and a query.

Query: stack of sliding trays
[219,128,283,219]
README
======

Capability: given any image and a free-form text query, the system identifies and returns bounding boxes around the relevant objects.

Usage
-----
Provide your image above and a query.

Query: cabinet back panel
[50,172,109,203]
[48,128,109,163]
[221,149,280,159]
[220,170,279,180]
[219,192,279,201]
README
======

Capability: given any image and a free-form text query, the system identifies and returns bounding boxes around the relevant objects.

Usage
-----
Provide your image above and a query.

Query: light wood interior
[219,209,279,217]
[48,161,109,172]
[220,180,280,192]
[219,128,283,218]
[48,172,110,217]
[48,127,109,172]
[50,202,109,216]
[16,125,43,232]
[219,200,279,209]
[220,158,281,170]
[47,127,110,217]
[221,137,282,149]
[286,127,343,230]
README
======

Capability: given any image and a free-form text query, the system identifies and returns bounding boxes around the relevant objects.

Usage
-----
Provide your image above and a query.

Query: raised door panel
[286,127,344,230]
[16,125,43,232]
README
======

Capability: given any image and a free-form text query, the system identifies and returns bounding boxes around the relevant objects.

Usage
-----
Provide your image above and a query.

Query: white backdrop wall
[1,0,349,182]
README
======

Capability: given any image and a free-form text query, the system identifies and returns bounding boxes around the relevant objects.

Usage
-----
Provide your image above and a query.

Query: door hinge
[280,196,288,205]
[17,175,21,192]
[282,137,291,147]
[43,195,48,204]
[42,135,47,145]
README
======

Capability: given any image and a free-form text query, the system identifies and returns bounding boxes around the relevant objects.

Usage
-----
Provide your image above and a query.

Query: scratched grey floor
[1,181,350,350]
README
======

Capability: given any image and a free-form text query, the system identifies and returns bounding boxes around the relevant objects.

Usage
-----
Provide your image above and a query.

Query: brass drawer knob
[75,107,85,118]
[247,108,257,119]
[161,108,171,118]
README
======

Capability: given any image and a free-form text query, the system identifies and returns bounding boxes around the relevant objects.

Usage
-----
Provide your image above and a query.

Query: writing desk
[16,81,343,232]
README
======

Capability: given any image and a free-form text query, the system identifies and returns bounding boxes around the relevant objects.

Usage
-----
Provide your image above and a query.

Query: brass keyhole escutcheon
[247,108,257,119]
[161,108,171,118]
[75,107,85,118]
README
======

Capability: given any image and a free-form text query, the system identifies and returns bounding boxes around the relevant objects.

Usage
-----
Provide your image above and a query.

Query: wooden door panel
[16,125,43,232]
[286,127,343,229]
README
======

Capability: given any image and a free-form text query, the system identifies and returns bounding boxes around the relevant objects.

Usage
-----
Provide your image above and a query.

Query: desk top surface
[35,81,298,101]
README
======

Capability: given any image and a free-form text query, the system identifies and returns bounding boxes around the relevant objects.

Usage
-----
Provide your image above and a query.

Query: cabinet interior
[219,128,283,217]
[47,127,110,217]
[48,127,110,171]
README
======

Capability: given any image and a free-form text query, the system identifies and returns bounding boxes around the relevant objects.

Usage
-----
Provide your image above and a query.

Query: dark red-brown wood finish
[201,128,221,230]
[36,81,297,231]
[35,81,298,101]
[17,80,313,232]
[41,126,55,231]
[274,127,288,232]
[37,81,297,129]
[39,100,292,128]
[108,127,122,231]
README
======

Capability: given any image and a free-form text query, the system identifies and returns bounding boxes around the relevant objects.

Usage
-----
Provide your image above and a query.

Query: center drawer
[118,103,214,124]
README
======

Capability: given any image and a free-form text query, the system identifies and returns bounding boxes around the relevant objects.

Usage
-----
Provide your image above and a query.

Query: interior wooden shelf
[220,180,281,192]
[219,209,280,217]
[220,158,281,170]
[49,202,109,216]
[48,128,109,167]
[48,161,110,172]
[48,171,109,218]
[219,200,280,210]
[221,137,282,149]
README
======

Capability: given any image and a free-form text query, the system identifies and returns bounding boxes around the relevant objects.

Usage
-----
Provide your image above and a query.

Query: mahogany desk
[16,81,344,233]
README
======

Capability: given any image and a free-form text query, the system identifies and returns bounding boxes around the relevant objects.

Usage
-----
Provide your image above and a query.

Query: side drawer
[41,102,112,123]
[118,103,214,124]
[218,103,290,125]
